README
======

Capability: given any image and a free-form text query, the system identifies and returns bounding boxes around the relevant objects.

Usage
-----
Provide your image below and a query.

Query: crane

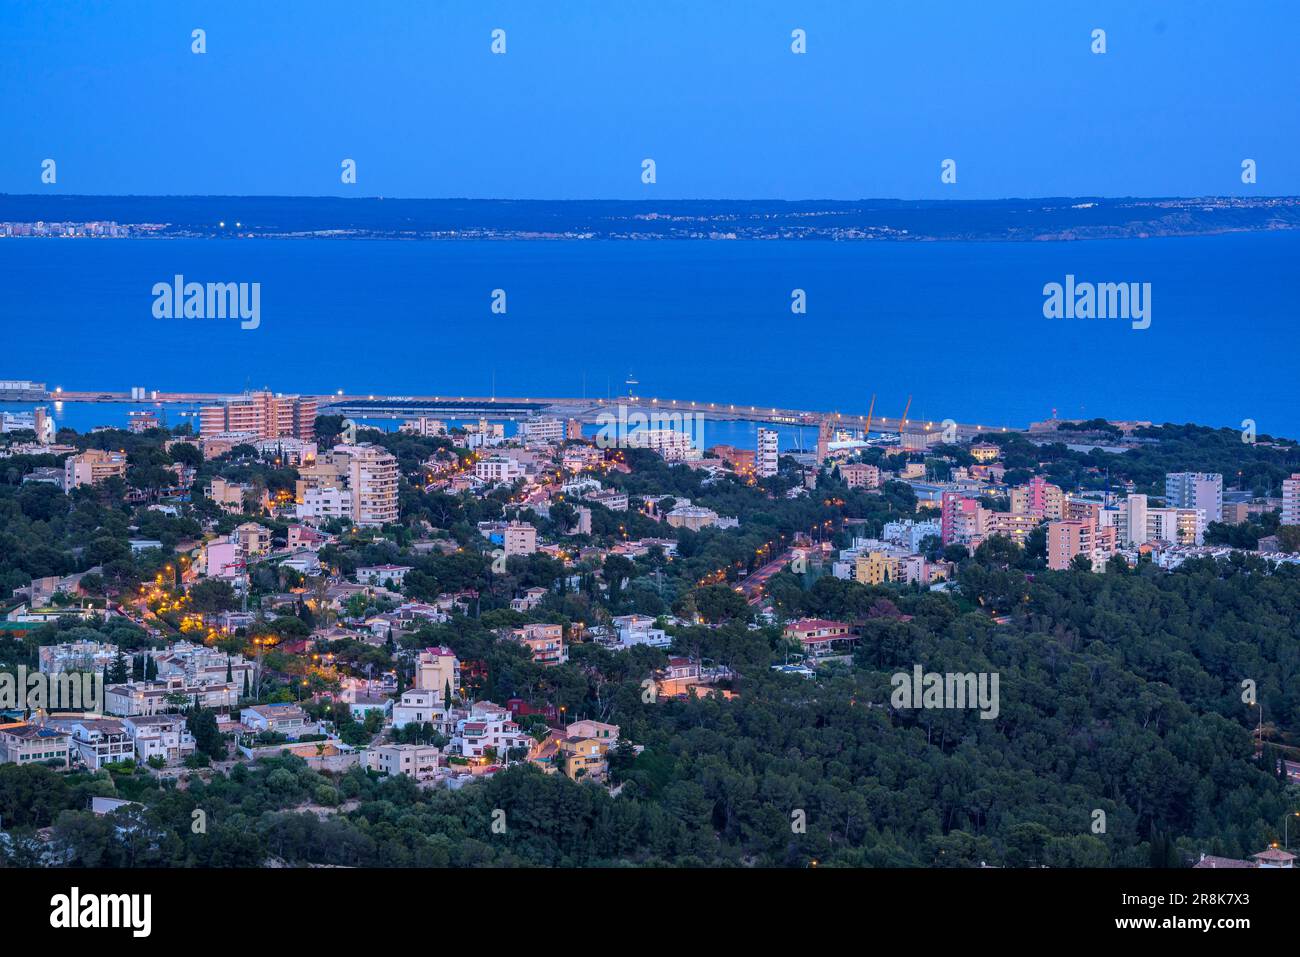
[863,393,876,437]
[900,395,912,432]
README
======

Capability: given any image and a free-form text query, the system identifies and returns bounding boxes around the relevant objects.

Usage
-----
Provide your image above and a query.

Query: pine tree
[108,652,129,685]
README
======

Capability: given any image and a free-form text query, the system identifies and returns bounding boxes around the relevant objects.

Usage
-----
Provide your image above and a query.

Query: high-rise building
[1165,472,1222,524]
[1124,494,1148,547]
[199,391,317,441]
[940,492,980,546]
[756,428,779,477]
[332,443,399,527]
[1280,473,1300,527]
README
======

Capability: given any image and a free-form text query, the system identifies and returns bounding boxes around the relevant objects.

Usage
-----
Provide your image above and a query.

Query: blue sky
[1,0,1296,199]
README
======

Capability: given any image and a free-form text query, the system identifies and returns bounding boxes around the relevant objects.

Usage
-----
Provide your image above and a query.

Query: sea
[1,232,1296,443]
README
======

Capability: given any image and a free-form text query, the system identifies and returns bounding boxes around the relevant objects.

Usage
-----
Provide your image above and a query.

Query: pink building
[941,492,980,546]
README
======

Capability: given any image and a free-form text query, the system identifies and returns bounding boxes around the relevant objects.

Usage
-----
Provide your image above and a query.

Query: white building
[367,743,441,781]
[122,715,196,765]
[757,428,779,477]
[519,417,565,447]
[297,486,353,523]
[392,689,444,730]
[611,614,670,648]
[631,429,701,463]
[475,455,527,484]
[451,702,532,759]
[357,564,413,588]
[1165,472,1223,524]
[881,519,943,552]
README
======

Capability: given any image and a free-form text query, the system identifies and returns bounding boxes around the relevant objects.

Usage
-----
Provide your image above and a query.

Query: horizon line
[3,193,1297,204]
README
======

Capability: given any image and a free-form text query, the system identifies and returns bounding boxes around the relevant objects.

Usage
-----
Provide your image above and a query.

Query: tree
[1277,525,1300,554]
[188,579,238,614]
[187,707,224,760]
[108,652,129,685]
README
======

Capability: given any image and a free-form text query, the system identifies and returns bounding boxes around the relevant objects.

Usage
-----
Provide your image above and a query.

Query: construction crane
[862,394,876,438]
[900,395,912,432]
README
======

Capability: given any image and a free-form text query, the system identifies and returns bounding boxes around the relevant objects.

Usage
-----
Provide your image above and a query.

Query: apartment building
[1147,507,1206,545]
[1047,521,1119,571]
[584,488,629,511]
[204,476,260,514]
[399,417,446,437]
[122,715,196,765]
[840,462,881,489]
[475,454,527,484]
[1165,472,1223,524]
[1010,477,1065,521]
[941,492,981,546]
[1283,473,1300,526]
[881,519,942,552]
[629,428,701,463]
[507,623,566,666]
[333,443,399,526]
[414,646,460,701]
[368,743,441,781]
[153,641,253,690]
[105,677,240,716]
[980,510,1041,546]
[199,391,316,441]
[38,640,120,675]
[854,550,901,585]
[503,521,537,556]
[756,428,779,477]
[297,485,353,523]
[63,449,127,489]
[233,522,271,557]
[519,417,565,446]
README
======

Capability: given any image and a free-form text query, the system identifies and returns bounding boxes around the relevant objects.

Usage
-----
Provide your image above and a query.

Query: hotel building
[199,391,317,441]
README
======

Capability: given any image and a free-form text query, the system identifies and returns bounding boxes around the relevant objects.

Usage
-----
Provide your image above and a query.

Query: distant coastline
[1,194,1298,242]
